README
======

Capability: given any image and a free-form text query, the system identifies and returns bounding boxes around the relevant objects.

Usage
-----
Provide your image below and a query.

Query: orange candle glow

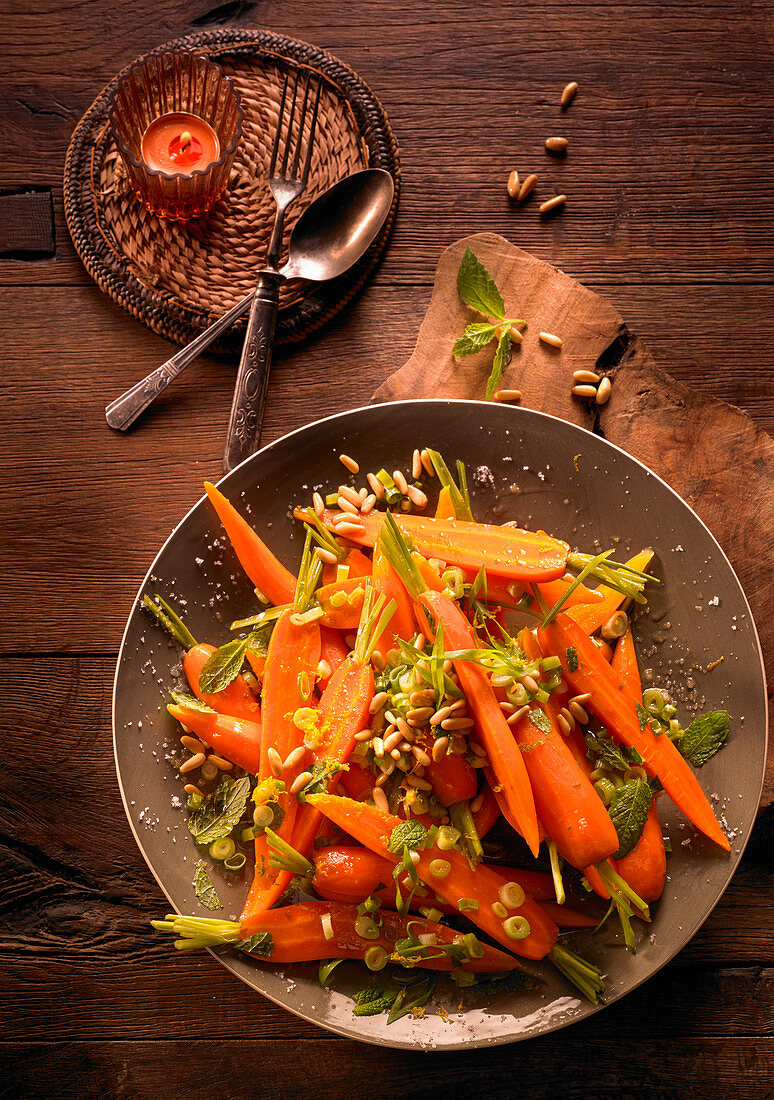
[141,112,220,176]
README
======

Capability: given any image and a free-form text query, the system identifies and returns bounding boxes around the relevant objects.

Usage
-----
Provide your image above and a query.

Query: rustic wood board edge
[373,232,774,808]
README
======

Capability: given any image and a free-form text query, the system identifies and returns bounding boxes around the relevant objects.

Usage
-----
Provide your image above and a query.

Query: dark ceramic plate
[113,400,767,1050]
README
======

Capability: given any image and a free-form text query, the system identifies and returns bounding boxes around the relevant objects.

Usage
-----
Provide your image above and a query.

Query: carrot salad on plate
[148,447,731,1023]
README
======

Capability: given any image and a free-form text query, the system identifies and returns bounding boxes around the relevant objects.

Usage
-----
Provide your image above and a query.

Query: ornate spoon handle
[104,291,255,431]
[222,271,281,473]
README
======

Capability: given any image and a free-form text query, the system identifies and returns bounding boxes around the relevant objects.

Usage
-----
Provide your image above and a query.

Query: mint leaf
[387,976,436,1024]
[387,820,427,854]
[188,775,251,846]
[679,710,729,766]
[457,247,505,320]
[635,701,650,731]
[466,970,541,998]
[234,931,273,957]
[193,860,222,911]
[296,760,348,803]
[528,707,552,734]
[585,729,632,775]
[170,691,215,714]
[198,637,249,694]
[608,779,652,858]
[353,987,398,1017]
[245,624,272,658]
[566,647,578,672]
[452,321,500,357]
[485,326,512,400]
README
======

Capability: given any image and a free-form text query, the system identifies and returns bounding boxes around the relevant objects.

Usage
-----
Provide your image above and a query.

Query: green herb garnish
[678,710,730,766]
[453,248,525,400]
[234,931,274,957]
[387,820,427,855]
[528,708,552,734]
[188,775,251,846]
[169,691,215,714]
[193,860,222,911]
[352,987,398,1017]
[607,778,653,859]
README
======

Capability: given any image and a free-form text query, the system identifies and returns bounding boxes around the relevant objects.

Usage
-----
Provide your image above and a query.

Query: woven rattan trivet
[64,29,399,352]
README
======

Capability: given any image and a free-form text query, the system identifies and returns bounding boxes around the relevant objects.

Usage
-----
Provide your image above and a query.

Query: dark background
[2,1,772,1096]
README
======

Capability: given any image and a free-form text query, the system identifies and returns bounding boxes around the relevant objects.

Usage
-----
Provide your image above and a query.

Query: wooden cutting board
[374,232,774,810]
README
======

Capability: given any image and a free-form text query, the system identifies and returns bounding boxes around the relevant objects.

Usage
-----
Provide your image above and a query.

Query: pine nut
[210,755,233,771]
[338,484,362,506]
[313,491,325,516]
[569,700,589,724]
[573,369,600,385]
[399,741,413,753]
[339,453,359,473]
[561,81,578,108]
[374,771,389,788]
[372,736,385,758]
[335,521,367,538]
[470,791,485,814]
[390,747,403,761]
[499,700,515,714]
[372,787,389,812]
[384,730,404,752]
[557,713,571,736]
[545,136,569,152]
[181,735,206,753]
[441,717,475,731]
[180,752,206,774]
[539,194,567,214]
[520,674,540,694]
[283,745,307,772]
[408,707,434,722]
[393,470,409,494]
[507,705,530,725]
[570,693,592,705]
[267,747,283,777]
[494,389,522,403]
[396,717,413,738]
[355,728,373,741]
[420,449,435,476]
[314,548,338,565]
[450,737,468,754]
[367,472,385,498]
[370,691,389,714]
[410,689,434,705]
[337,496,359,515]
[407,485,428,508]
[317,659,332,680]
[560,707,576,729]
[361,493,377,514]
[432,736,449,761]
[412,449,422,479]
[539,332,563,349]
[290,770,312,795]
[518,173,538,201]
[183,783,205,797]
[596,376,612,405]
[507,169,520,198]
[449,699,467,713]
[509,327,524,344]
[412,746,432,767]
[469,741,487,757]
[406,774,432,791]
[572,384,598,398]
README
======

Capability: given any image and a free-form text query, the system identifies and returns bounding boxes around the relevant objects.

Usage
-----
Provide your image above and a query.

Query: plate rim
[112,398,769,1050]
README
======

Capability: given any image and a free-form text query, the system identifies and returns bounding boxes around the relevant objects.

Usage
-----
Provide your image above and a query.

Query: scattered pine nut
[407,484,428,508]
[209,755,233,771]
[507,169,520,198]
[372,787,389,812]
[441,716,475,731]
[393,469,409,495]
[412,449,422,479]
[370,690,390,714]
[560,707,576,729]
[408,706,434,722]
[181,735,206,753]
[596,376,612,405]
[470,791,485,814]
[570,693,592,705]
[561,81,579,108]
[545,136,569,152]
[372,736,385,758]
[361,493,377,514]
[335,521,367,538]
[569,700,589,724]
[494,389,522,403]
[317,659,332,679]
[314,547,338,565]
[267,747,283,777]
[539,194,567,214]
[290,770,313,795]
[384,730,404,753]
[337,496,359,515]
[539,332,563,349]
[180,751,206,774]
[412,746,432,767]
[507,705,530,726]
[420,449,435,477]
[283,745,308,772]
[183,783,204,797]
[518,173,538,202]
[520,674,540,694]
[573,369,600,385]
[354,728,373,741]
[374,771,390,788]
[405,774,432,791]
[572,384,597,398]
[338,484,362,507]
[557,713,571,736]
[367,471,385,498]
[432,736,450,762]
[469,741,487,757]
[313,491,325,516]
[509,326,524,344]
[339,453,359,473]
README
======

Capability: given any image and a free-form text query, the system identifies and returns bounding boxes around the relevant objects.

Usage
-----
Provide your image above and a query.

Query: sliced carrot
[316,576,367,629]
[371,538,417,659]
[472,784,501,838]
[204,482,295,606]
[308,793,558,960]
[419,588,540,857]
[435,484,456,520]
[319,627,349,689]
[167,704,261,774]
[317,509,570,582]
[539,614,730,851]
[238,899,517,972]
[565,549,654,634]
[422,739,477,807]
[183,642,262,723]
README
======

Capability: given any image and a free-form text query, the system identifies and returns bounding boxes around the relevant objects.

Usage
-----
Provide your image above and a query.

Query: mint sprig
[454,248,525,400]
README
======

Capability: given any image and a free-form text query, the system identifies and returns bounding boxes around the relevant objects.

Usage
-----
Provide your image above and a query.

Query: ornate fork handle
[222,271,282,473]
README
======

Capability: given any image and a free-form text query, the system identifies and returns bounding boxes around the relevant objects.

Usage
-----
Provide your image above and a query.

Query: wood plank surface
[3,0,773,1092]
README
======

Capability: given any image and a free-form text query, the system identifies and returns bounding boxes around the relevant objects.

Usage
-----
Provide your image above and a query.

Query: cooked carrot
[316,576,367,629]
[422,741,477,807]
[308,793,558,960]
[319,626,349,688]
[167,704,261,774]
[435,484,456,520]
[243,610,321,917]
[183,642,262,722]
[517,629,619,869]
[471,784,501,838]
[611,627,667,902]
[540,903,598,928]
[316,509,570,582]
[343,547,373,578]
[371,538,417,659]
[339,760,374,802]
[158,899,518,973]
[205,481,295,606]
[539,614,730,851]
[566,549,654,634]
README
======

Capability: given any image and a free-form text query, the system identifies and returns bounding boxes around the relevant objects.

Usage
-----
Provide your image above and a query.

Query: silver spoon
[105,168,395,433]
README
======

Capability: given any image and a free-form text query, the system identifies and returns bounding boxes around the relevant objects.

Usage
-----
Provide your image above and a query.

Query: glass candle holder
[110,50,243,220]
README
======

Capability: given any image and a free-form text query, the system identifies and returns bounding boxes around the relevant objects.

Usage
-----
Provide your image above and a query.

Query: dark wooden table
[3,2,773,1096]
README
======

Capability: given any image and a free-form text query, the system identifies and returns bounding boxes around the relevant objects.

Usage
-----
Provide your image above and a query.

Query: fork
[222,71,321,473]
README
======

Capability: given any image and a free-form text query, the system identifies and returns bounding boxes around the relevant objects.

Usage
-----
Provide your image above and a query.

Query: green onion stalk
[143,594,197,650]
[549,945,606,1005]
